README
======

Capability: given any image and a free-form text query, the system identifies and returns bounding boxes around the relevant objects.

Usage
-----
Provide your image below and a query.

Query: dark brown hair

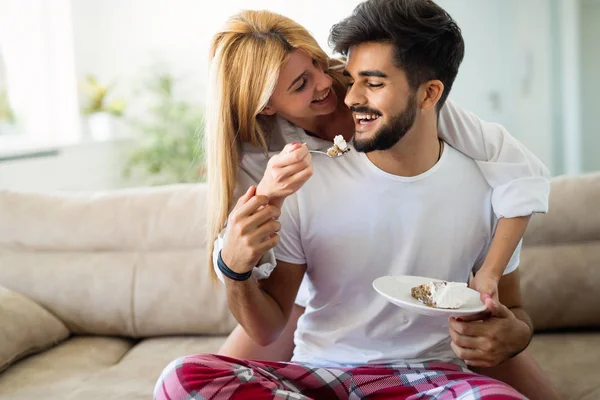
[329,0,464,108]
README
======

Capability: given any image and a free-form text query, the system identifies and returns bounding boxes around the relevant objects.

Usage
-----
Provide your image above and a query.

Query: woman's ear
[420,80,444,111]
[260,105,276,116]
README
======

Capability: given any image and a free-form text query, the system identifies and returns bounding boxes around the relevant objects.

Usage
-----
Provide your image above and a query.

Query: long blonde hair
[205,10,346,277]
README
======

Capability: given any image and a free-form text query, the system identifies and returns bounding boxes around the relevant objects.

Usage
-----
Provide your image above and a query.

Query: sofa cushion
[0,336,136,399]
[0,285,69,372]
[523,173,600,246]
[520,173,600,331]
[520,242,600,331]
[0,184,237,337]
[529,332,600,400]
[0,335,226,400]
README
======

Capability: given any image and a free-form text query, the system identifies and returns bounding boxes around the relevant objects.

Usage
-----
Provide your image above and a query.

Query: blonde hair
[205,10,346,277]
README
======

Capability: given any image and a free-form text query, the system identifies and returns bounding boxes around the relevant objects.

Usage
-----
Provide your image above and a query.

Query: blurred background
[0,0,598,191]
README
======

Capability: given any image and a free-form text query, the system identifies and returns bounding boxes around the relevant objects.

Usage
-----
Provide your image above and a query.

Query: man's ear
[260,104,276,116]
[420,80,444,111]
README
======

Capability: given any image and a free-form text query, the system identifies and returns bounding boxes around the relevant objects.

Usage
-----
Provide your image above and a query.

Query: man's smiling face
[344,41,418,153]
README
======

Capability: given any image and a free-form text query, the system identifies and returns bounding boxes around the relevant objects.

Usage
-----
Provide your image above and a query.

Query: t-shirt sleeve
[274,193,306,265]
[438,99,550,219]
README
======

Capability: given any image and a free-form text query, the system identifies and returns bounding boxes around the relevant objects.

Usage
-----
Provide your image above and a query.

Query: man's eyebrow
[343,69,388,78]
[359,70,387,78]
[287,72,306,91]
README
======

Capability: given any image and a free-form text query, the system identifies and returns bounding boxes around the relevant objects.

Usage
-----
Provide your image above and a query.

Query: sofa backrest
[0,184,237,337]
[520,173,600,331]
[2,174,598,337]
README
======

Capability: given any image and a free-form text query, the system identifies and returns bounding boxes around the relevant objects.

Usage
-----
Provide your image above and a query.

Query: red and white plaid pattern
[154,354,526,400]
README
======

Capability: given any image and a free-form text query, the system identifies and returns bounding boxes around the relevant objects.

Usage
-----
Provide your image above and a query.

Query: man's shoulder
[440,144,491,189]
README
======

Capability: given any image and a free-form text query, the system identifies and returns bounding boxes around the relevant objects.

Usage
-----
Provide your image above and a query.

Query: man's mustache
[350,106,382,116]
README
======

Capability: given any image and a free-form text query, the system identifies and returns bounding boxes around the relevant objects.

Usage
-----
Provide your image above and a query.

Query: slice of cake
[327,135,350,157]
[411,281,469,309]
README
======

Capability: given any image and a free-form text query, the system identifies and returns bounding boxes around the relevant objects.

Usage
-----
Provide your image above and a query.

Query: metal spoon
[308,146,352,158]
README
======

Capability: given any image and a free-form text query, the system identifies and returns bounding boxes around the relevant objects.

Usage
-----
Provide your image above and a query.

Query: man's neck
[366,117,442,177]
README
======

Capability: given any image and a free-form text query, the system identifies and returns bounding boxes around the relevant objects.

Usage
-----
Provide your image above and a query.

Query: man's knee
[154,354,228,400]
[472,374,526,399]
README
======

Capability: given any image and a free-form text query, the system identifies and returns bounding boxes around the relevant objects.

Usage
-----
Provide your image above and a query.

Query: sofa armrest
[0,285,69,372]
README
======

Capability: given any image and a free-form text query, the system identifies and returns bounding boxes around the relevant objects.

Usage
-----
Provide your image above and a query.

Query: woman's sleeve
[211,164,277,283]
[438,99,551,218]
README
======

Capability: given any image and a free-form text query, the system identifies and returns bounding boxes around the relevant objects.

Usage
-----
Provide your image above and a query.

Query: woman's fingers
[272,144,310,169]
[274,157,309,181]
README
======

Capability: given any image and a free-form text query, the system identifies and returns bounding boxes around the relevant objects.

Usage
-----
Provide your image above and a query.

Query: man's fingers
[250,219,282,243]
[257,232,280,253]
[449,328,481,349]
[244,205,280,231]
[464,359,495,368]
[449,318,489,337]
[449,318,478,335]
[454,309,491,323]
[450,342,484,361]
[487,298,511,318]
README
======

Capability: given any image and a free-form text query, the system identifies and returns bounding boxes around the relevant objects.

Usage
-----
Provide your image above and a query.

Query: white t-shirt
[212,100,545,304]
[274,143,520,367]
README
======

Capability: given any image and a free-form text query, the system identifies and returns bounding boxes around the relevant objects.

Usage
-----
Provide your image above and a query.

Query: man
[155,1,534,398]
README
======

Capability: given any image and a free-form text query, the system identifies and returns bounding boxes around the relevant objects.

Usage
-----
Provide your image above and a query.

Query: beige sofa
[0,174,599,400]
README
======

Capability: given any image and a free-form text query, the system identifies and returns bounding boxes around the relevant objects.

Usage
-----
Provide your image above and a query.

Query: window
[0,0,81,150]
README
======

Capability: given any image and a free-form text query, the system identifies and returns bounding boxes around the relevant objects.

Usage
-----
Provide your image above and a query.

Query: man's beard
[352,92,418,153]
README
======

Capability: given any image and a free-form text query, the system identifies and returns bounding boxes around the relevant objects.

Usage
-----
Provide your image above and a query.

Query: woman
[205,10,557,399]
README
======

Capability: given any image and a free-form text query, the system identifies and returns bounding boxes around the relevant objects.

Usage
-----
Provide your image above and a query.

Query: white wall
[69,0,555,163]
[0,140,136,191]
[70,0,363,109]
[437,0,554,171]
[3,0,564,191]
[580,0,600,172]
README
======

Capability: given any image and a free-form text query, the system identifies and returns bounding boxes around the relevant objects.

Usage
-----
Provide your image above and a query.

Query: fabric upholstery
[0,184,237,337]
[0,336,225,400]
[0,285,69,373]
[519,173,600,331]
[0,175,599,399]
[529,332,600,400]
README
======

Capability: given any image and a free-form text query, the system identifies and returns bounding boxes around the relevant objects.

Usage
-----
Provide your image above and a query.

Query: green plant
[0,88,15,123]
[81,75,126,116]
[123,72,205,185]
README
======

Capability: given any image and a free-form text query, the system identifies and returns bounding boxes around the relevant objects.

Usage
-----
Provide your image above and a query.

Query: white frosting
[333,135,348,151]
[427,281,469,309]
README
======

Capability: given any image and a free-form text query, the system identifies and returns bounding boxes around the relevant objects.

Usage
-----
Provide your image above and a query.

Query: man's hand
[448,296,532,368]
[221,186,281,275]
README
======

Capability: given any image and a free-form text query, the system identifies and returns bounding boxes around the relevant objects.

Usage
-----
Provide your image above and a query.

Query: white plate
[372,275,486,317]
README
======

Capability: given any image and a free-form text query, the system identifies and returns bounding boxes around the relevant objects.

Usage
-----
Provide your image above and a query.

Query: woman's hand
[221,186,281,275]
[470,268,500,303]
[256,142,313,209]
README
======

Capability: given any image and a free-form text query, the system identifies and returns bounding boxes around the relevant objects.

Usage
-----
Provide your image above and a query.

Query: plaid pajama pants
[154,354,526,400]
